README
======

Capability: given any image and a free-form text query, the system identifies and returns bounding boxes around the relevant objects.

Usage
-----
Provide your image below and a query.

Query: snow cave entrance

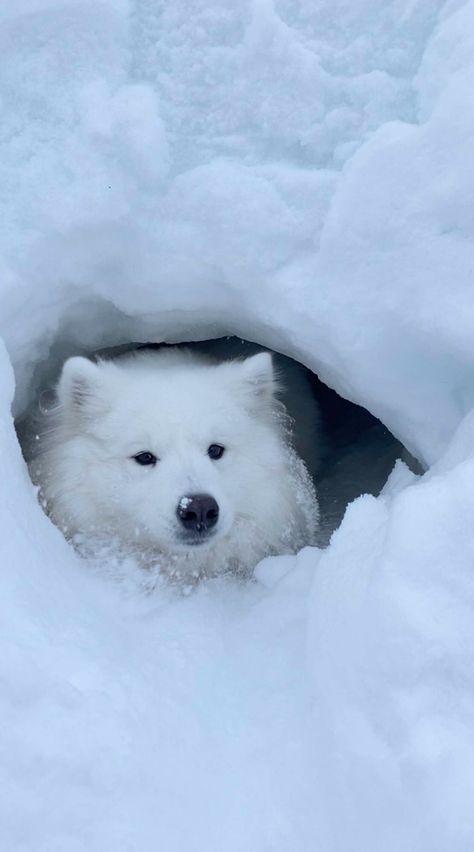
[14,302,418,546]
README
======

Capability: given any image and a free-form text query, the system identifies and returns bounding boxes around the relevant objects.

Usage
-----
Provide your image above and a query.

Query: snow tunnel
[3,2,474,848]
[11,294,419,550]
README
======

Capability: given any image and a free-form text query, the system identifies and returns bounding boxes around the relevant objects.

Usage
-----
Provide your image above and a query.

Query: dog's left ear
[239,352,278,406]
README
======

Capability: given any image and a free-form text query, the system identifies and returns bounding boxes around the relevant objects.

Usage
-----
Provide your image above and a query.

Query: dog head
[50,349,290,559]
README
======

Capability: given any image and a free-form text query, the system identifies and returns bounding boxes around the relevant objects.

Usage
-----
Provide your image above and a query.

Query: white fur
[31,348,319,579]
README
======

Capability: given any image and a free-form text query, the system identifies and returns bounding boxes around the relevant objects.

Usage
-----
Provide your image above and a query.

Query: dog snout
[177,494,219,532]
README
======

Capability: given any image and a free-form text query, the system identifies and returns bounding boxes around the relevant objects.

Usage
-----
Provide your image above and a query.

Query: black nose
[177,494,219,532]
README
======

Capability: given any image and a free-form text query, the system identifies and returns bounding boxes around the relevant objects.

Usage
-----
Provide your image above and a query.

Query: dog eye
[208,444,225,460]
[133,451,157,466]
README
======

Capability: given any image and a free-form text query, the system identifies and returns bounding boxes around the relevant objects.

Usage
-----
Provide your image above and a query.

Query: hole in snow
[13,300,420,548]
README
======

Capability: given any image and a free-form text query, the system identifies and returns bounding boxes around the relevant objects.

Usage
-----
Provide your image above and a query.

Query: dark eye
[208,444,225,460]
[133,451,157,466]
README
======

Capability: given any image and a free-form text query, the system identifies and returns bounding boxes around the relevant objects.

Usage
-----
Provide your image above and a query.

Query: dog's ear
[57,357,109,419]
[238,352,279,408]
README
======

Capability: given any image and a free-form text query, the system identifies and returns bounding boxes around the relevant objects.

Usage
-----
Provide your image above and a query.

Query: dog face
[51,350,288,557]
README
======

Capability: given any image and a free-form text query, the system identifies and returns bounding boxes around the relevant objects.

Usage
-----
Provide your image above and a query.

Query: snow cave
[13,301,418,547]
[1,2,474,852]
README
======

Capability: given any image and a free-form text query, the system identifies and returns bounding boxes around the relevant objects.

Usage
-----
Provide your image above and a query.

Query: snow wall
[1,2,474,851]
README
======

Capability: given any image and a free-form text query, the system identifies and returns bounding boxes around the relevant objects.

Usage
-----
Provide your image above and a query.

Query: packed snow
[1,1,474,850]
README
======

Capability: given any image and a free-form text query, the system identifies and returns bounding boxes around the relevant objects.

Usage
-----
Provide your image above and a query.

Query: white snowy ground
[1,1,474,850]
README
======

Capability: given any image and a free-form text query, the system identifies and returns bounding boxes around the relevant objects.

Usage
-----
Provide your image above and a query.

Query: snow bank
[3,0,471,467]
[1,1,474,850]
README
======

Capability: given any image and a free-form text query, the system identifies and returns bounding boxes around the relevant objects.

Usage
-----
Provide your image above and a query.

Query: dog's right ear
[57,357,109,419]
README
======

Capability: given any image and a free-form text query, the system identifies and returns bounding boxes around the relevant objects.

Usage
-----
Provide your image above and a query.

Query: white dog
[31,348,319,579]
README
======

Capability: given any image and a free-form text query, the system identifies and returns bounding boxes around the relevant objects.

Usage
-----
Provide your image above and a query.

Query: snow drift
[1,1,474,850]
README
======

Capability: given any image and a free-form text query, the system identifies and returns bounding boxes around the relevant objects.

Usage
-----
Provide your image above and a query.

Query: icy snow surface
[1,1,474,850]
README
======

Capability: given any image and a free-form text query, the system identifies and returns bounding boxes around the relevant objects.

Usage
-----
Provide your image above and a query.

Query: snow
[1,1,474,849]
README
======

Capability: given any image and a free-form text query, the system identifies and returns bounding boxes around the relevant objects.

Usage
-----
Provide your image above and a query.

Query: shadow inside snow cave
[15,333,421,547]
